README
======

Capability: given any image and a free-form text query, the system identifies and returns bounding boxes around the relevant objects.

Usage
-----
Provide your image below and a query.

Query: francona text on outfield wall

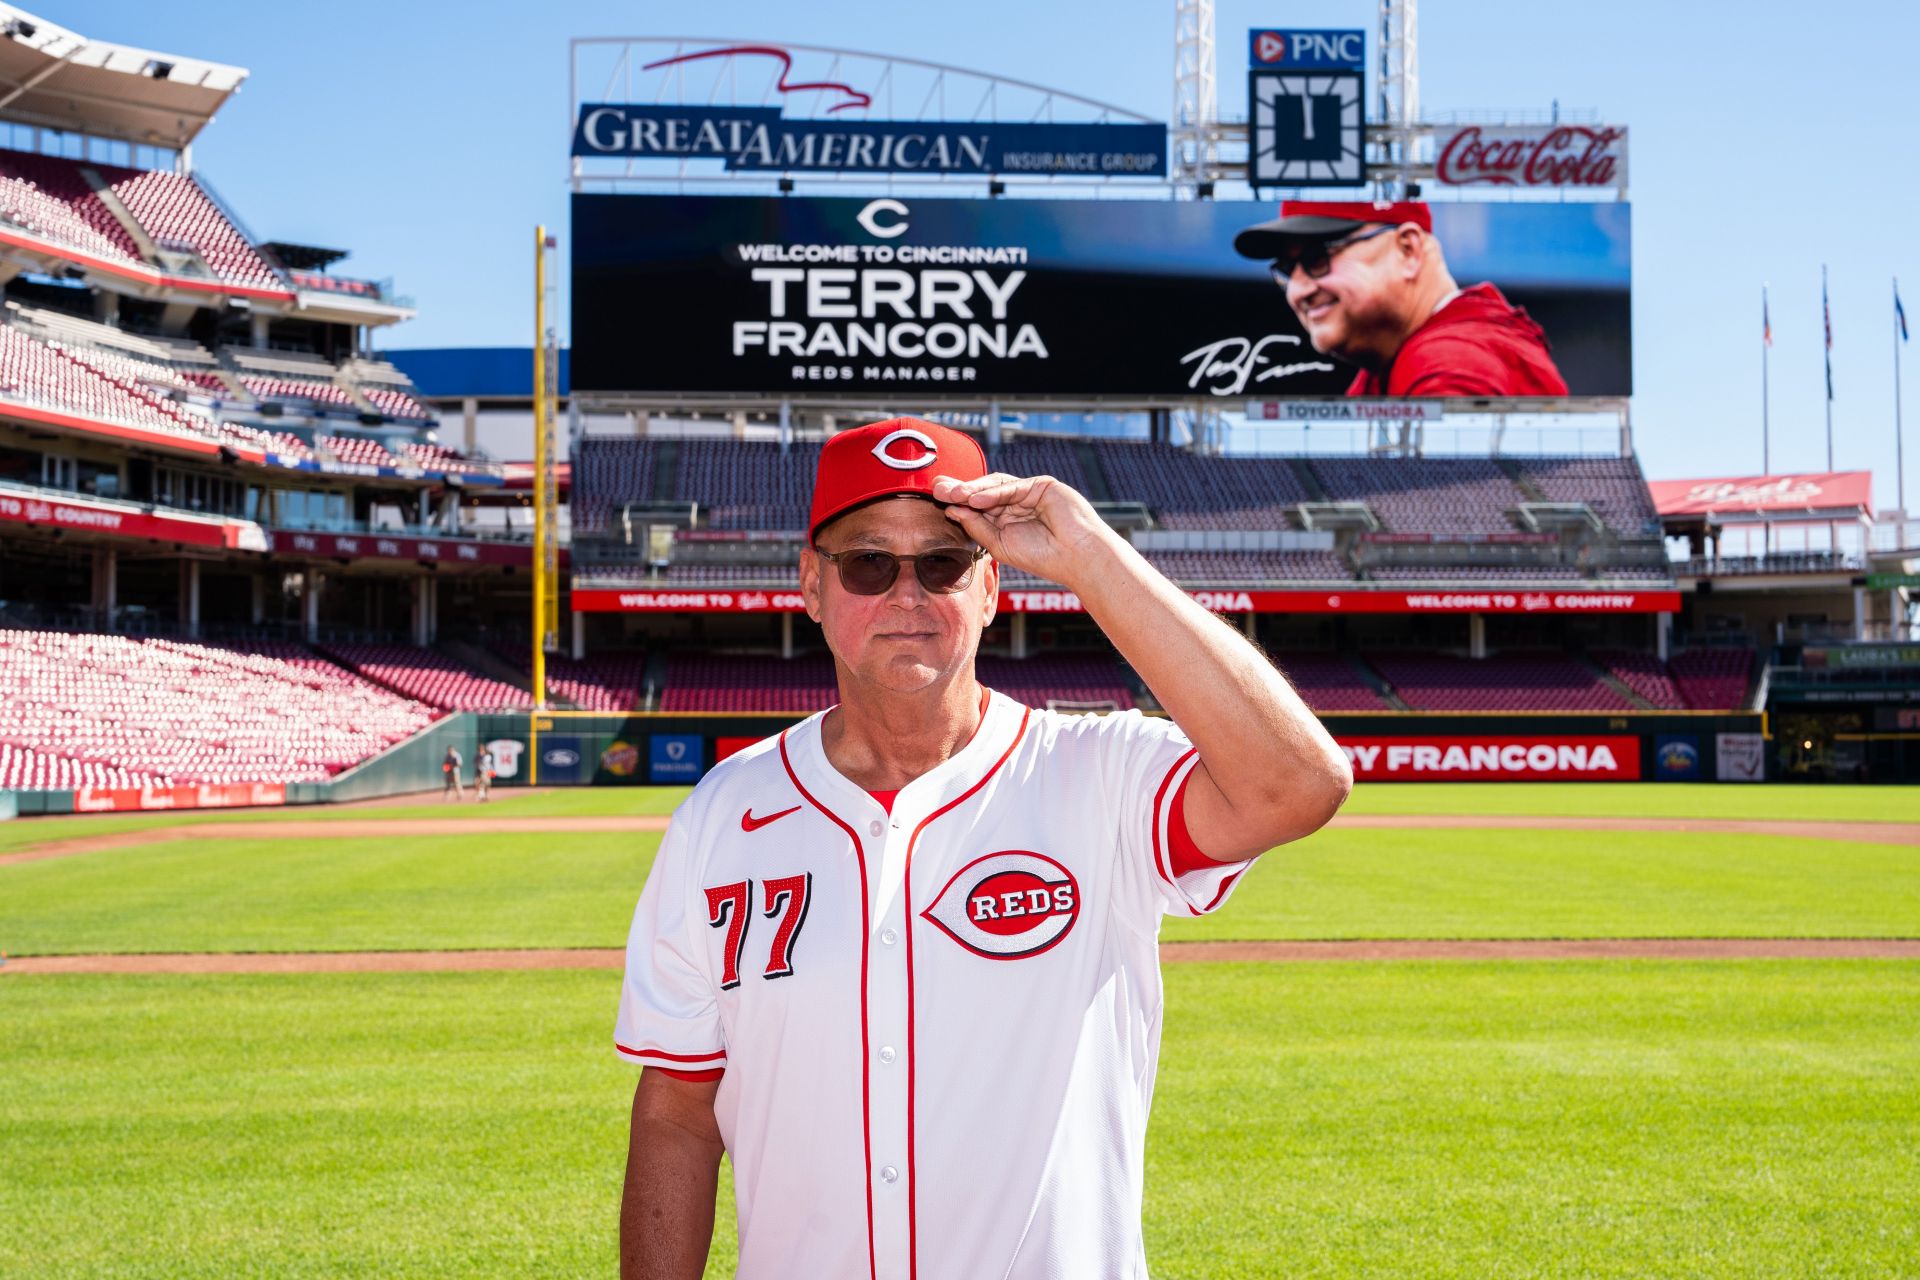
[1339,737,1641,782]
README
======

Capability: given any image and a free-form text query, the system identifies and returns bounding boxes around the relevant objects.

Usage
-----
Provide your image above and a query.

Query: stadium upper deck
[569,435,1673,591]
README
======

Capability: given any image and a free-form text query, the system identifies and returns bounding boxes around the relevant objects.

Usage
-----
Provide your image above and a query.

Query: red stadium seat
[0,630,438,785]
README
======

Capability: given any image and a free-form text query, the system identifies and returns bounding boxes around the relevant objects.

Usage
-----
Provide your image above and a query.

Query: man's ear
[979,557,1000,627]
[800,546,825,623]
[1398,225,1427,279]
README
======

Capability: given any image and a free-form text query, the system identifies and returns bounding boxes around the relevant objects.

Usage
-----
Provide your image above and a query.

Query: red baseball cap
[1233,200,1432,259]
[808,417,988,541]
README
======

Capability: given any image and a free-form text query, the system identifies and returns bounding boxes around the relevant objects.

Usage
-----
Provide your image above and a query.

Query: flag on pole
[1898,281,1910,343]
[1763,286,1772,347]
[1824,267,1834,400]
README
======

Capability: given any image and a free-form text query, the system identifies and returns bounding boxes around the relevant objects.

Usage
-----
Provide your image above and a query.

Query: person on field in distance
[475,743,493,803]
[615,418,1352,1280]
[1235,199,1570,397]
[442,744,464,802]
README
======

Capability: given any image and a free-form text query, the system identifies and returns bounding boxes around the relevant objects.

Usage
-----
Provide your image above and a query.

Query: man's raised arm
[937,473,1352,862]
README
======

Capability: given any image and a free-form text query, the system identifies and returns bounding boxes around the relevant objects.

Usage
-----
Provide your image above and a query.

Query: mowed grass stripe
[0,831,654,956]
[0,787,693,855]
[2,780,1916,860]
[4,824,1916,956]
[1,962,1914,1278]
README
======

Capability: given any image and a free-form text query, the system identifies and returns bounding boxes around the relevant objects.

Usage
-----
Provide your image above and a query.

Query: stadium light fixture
[4,18,35,38]
[988,180,1006,197]
[1196,181,1215,200]
[146,59,175,80]
[777,177,795,194]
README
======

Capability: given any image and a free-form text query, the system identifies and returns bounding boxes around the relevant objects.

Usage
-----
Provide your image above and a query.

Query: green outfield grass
[5,819,1915,957]
[0,787,691,855]
[3,779,1915,861]
[1163,827,1920,943]
[1,961,1913,1279]
[1337,780,1920,823]
[0,831,652,956]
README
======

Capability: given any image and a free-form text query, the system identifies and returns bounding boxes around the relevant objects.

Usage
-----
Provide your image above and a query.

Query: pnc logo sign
[1250,28,1365,70]
[920,851,1080,960]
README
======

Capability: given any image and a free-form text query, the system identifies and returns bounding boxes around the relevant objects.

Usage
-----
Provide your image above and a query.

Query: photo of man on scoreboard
[1234,200,1571,398]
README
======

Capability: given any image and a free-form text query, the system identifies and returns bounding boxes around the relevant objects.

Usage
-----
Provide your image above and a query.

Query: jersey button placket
[867,804,912,1264]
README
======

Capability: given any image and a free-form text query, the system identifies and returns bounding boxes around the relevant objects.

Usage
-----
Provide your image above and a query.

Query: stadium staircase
[1576,650,1656,710]
[652,441,681,503]
[1495,457,1549,504]
[1287,458,1330,501]
[1348,653,1410,710]
[1071,441,1112,502]
[437,639,537,700]
[75,169,161,261]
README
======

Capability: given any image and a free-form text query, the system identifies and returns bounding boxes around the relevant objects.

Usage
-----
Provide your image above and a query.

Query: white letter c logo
[871,427,938,470]
[856,198,909,239]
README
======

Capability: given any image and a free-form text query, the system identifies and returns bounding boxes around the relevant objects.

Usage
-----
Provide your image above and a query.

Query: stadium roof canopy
[386,348,572,401]
[0,4,246,151]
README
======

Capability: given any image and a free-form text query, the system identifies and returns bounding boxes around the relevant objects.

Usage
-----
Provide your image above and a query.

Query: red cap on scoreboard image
[808,417,989,541]
[1233,200,1433,258]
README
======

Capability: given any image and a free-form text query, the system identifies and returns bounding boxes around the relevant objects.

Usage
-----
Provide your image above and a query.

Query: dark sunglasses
[812,545,988,596]
[1268,224,1396,284]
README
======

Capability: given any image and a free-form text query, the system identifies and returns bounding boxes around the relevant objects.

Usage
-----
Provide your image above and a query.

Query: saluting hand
[934,474,1119,590]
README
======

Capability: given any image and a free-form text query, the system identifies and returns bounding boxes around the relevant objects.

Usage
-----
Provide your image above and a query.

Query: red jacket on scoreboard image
[1345,283,1570,398]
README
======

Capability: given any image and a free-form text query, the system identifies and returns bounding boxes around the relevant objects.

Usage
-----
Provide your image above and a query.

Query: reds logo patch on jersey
[920,850,1080,959]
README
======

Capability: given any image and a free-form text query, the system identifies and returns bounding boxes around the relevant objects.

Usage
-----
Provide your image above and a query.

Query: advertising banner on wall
[1431,125,1628,194]
[571,194,1631,399]
[1649,472,1873,518]
[571,586,1680,615]
[1714,732,1767,782]
[574,105,1165,178]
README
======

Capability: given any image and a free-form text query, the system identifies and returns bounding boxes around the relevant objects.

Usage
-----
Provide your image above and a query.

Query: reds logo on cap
[807,416,988,539]
[871,427,938,471]
[920,851,1080,960]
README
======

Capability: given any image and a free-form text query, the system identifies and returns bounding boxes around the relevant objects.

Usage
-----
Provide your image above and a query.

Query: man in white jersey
[617,417,1352,1280]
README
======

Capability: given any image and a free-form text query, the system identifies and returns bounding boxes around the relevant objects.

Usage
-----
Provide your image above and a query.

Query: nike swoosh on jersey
[741,805,803,832]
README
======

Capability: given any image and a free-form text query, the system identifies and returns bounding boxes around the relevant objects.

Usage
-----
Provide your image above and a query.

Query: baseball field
[3,783,1916,1278]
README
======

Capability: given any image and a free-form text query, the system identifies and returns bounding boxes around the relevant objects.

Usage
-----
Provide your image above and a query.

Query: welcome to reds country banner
[572,588,1681,615]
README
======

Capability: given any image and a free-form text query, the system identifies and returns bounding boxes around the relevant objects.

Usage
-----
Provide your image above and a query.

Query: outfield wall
[0,709,1776,816]
[471,709,1770,787]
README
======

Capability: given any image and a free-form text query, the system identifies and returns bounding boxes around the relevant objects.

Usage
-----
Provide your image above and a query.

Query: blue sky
[70,0,1920,506]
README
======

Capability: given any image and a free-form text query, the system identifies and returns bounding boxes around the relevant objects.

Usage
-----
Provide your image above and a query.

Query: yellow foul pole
[532,226,553,715]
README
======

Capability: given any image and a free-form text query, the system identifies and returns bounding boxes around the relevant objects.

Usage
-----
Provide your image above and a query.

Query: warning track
[5,937,1918,975]
[4,811,1917,867]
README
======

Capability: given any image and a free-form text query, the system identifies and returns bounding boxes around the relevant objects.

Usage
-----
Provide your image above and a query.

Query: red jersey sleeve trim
[1166,767,1217,878]
[616,1043,727,1066]
[650,1066,725,1083]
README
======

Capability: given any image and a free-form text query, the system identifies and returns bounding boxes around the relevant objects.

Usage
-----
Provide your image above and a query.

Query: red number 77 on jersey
[706,875,813,988]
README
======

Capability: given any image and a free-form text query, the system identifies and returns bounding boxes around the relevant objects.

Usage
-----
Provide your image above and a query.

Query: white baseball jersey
[616,689,1258,1280]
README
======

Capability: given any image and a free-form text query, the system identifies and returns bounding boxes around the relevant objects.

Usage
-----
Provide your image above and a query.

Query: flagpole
[1896,276,1906,528]
[1824,263,1834,471]
[1762,283,1771,474]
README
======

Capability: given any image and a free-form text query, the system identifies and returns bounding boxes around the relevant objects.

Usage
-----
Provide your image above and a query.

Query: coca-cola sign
[1434,125,1627,191]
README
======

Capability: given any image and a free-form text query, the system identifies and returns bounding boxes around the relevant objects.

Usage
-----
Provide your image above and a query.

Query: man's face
[1282,224,1422,361]
[801,496,998,696]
